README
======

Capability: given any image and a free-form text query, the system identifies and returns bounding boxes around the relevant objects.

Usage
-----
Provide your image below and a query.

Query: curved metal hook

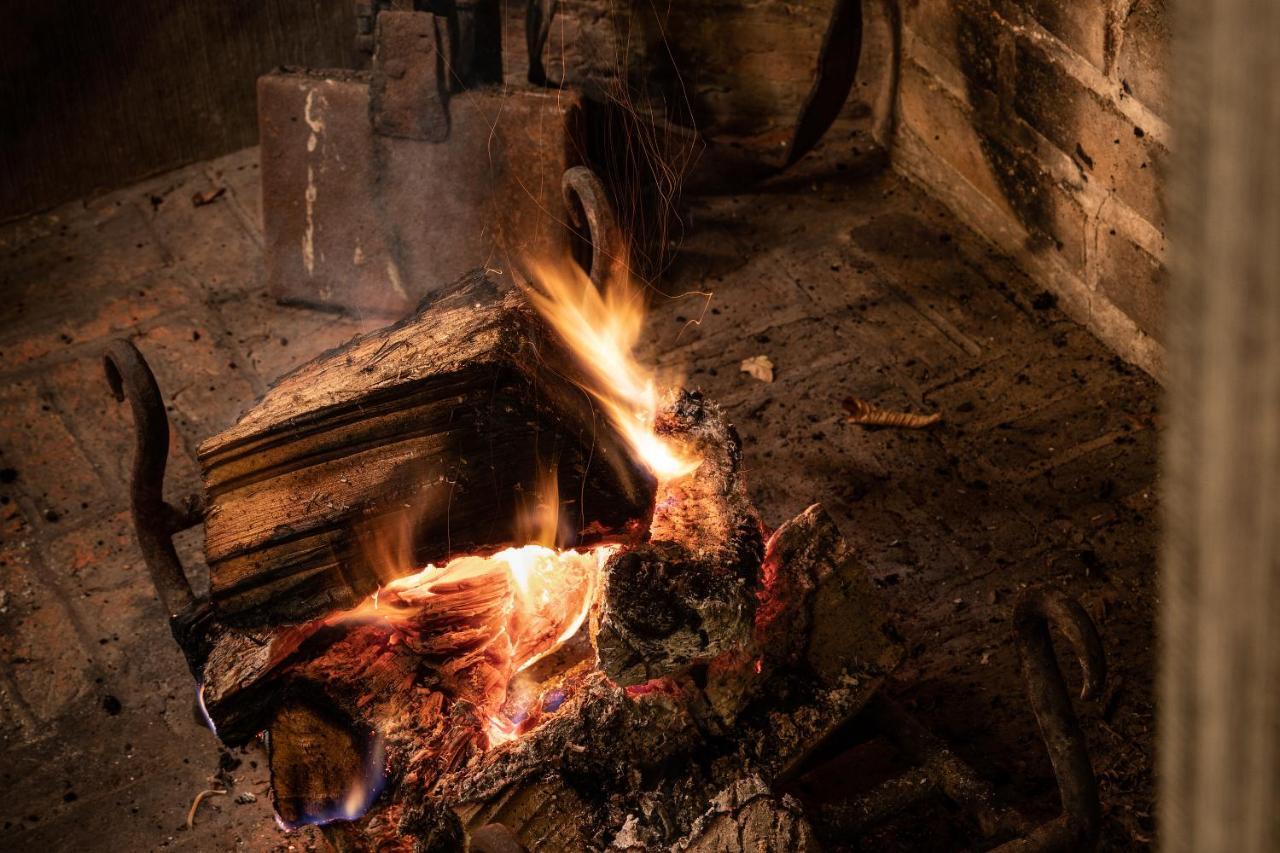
[104,339,197,618]
[993,587,1106,852]
[561,165,623,292]
[783,0,863,168]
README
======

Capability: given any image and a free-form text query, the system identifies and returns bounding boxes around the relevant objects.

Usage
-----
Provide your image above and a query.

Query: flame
[521,255,699,480]
[311,255,701,785]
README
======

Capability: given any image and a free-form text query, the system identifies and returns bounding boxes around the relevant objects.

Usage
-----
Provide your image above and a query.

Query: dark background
[0,0,356,221]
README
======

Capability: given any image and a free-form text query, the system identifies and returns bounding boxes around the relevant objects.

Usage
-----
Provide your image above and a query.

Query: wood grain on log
[198,270,653,626]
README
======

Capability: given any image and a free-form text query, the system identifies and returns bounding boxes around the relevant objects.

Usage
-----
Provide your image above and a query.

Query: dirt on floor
[0,126,1156,851]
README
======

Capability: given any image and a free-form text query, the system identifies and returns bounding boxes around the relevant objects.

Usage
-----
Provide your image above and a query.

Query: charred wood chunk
[593,541,755,686]
[652,391,764,575]
[198,270,654,628]
[671,776,819,853]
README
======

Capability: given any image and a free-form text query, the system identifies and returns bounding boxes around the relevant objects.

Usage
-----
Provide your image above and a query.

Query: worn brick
[898,60,1088,275]
[0,201,167,336]
[1116,0,1170,117]
[45,354,202,502]
[1096,228,1167,340]
[974,380,1154,478]
[1014,37,1167,229]
[68,578,172,683]
[0,378,110,528]
[0,543,93,729]
[46,512,139,597]
[844,210,1049,346]
[0,269,195,370]
[136,167,263,298]
[204,146,264,235]
[898,61,1011,218]
[221,290,377,388]
[906,0,1002,92]
[0,494,31,544]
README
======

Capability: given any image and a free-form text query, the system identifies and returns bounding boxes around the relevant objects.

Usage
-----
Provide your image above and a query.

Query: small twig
[187,788,227,830]
[842,397,942,429]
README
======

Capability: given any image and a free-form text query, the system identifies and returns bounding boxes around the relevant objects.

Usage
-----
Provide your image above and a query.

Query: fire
[521,255,700,480]
[306,252,697,824]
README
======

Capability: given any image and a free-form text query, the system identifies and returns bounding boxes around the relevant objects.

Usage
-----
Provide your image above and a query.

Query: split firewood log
[197,270,654,627]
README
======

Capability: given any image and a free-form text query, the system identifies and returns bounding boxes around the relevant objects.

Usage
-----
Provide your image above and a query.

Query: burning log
[197,270,654,627]
[594,393,763,688]
[196,382,900,848]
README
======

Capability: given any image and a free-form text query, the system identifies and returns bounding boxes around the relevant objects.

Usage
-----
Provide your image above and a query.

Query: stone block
[1116,0,1170,117]
[0,378,110,528]
[259,71,584,316]
[1096,227,1167,341]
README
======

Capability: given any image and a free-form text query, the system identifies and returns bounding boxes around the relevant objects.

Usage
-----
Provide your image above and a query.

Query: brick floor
[0,139,1158,850]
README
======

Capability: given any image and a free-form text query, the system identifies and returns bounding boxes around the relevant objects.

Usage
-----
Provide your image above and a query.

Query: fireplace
[0,1,1175,850]
[104,236,1108,850]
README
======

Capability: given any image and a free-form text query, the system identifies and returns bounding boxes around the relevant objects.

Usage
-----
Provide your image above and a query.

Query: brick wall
[887,0,1169,377]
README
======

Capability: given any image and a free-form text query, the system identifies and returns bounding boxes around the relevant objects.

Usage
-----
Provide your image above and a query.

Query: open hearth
[103,247,1106,851]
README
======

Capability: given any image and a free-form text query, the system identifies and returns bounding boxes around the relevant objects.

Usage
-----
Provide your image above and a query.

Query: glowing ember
[521,255,700,480]
[332,540,615,748]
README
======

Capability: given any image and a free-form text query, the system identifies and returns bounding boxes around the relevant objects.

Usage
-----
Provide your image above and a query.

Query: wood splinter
[186,788,227,830]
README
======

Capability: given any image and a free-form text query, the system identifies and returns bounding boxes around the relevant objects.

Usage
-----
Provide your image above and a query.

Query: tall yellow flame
[522,256,700,481]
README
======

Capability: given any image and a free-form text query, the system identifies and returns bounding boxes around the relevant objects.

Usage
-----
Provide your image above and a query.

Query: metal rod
[103,339,197,618]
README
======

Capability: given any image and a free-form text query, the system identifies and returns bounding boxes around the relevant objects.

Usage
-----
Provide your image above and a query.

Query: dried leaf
[191,187,226,207]
[842,397,942,429]
[740,355,775,383]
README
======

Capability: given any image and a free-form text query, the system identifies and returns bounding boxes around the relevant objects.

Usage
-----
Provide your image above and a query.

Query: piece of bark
[198,270,653,627]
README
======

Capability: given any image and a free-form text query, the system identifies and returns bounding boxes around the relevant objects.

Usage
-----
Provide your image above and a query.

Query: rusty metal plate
[259,70,584,316]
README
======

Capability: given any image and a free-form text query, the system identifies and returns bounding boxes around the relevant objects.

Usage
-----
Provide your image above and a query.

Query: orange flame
[324,256,701,760]
[521,256,699,481]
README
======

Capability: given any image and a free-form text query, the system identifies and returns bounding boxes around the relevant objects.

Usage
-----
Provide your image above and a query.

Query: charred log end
[592,541,756,686]
[806,552,904,686]
[750,503,903,688]
[268,699,384,828]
